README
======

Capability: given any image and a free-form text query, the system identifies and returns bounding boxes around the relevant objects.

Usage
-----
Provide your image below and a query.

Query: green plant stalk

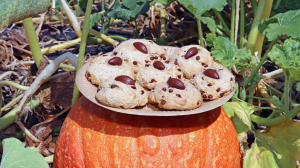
[212,9,230,35]
[250,0,258,17]
[59,64,76,71]
[0,98,40,131]
[13,73,28,99]
[90,29,119,46]
[108,35,127,41]
[230,0,235,43]
[101,0,105,34]
[267,85,298,108]
[160,8,166,42]
[0,81,29,115]
[250,103,300,126]
[243,37,278,87]
[197,19,204,47]
[239,0,245,48]
[45,155,54,163]
[72,0,93,105]
[274,0,281,9]
[246,0,266,54]
[23,17,43,68]
[248,81,255,104]
[266,110,277,119]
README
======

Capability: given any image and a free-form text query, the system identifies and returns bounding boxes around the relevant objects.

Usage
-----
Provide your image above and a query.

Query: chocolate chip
[201,62,205,66]
[150,57,154,60]
[176,94,181,98]
[203,69,219,79]
[160,55,166,60]
[167,77,185,90]
[200,91,205,95]
[150,79,156,83]
[115,75,135,85]
[141,90,145,95]
[97,88,100,92]
[131,86,136,89]
[87,72,91,77]
[197,101,200,105]
[169,89,173,93]
[146,64,150,67]
[203,95,207,98]
[154,56,158,59]
[216,88,221,92]
[153,61,165,70]
[193,74,195,78]
[208,95,213,98]
[207,83,212,86]
[185,47,198,59]
[183,73,186,78]
[108,57,122,66]
[133,42,148,54]
[174,59,178,65]
[178,75,181,79]
[177,69,181,72]
[204,64,208,67]
[133,61,138,65]
[196,56,200,60]
[210,53,213,56]
[120,106,124,108]
[162,96,165,98]
[111,84,118,88]
[103,54,107,57]
[162,87,166,91]
[202,77,204,80]
[220,93,224,97]
[145,60,149,63]
[165,61,170,64]
[230,78,233,81]
[161,100,166,105]
[113,51,117,55]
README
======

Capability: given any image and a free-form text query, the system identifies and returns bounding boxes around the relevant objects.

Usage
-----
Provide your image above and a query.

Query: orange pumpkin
[53,96,241,168]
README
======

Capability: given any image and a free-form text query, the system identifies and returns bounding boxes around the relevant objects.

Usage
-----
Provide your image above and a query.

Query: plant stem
[2,94,24,112]
[23,17,43,68]
[72,0,93,105]
[45,155,54,163]
[239,0,245,48]
[284,77,291,117]
[59,64,76,71]
[250,103,300,126]
[13,73,28,99]
[197,19,204,47]
[250,0,257,17]
[212,9,230,35]
[254,0,274,59]
[90,29,119,46]
[230,0,235,43]
[108,35,128,41]
[0,98,40,132]
[101,0,105,34]
[160,8,166,42]
[243,37,278,87]
[248,81,255,104]
[246,0,266,55]
[0,81,29,115]
[41,38,81,54]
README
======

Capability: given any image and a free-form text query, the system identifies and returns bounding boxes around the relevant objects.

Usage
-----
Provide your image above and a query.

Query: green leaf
[107,8,131,22]
[0,138,48,168]
[244,120,300,168]
[271,0,300,17]
[157,0,175,5]
[270,96,284,109]
[111,0,121,10]
[177,0,227,18]
[268,38,300,81]
[123,0,150,18]
[211,37,252,68]
[199,16,216,32]
[259,9,300,41]
[223,102,254,132]
[87,13,103,33]
[0,0,51,30]
[206,33,216,47]
[296,82,300,91]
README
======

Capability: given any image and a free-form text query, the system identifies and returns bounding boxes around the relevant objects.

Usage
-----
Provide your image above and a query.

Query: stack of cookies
[85,39,235,111]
